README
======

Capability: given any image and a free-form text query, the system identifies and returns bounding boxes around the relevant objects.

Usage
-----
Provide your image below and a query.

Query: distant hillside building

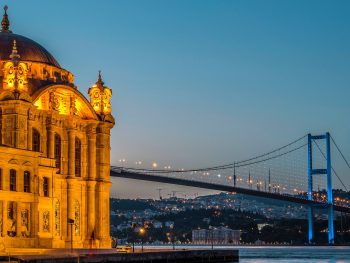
[192,227,241,245]
[152,220,163,229]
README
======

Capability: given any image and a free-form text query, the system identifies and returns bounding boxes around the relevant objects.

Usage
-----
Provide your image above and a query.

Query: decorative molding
[8,159,19,165]
[22,161,33,166]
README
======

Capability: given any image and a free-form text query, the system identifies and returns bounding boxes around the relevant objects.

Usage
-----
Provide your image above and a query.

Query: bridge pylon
[307,132,334,245]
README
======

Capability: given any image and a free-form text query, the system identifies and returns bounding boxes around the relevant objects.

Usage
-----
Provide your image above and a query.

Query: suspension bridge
[110,132,350,245]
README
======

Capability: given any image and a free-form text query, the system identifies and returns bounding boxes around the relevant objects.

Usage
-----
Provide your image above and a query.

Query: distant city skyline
[6,0,350,198]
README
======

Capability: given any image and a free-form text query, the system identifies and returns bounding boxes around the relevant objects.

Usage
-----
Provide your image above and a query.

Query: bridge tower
[307,132,334,245]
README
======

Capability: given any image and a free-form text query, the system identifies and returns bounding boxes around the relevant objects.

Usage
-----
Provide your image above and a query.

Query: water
[143,245,350,263]
[238,246,350,263]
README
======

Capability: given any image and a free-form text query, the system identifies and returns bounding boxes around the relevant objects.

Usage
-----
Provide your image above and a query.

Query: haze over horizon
[6,0,350,198]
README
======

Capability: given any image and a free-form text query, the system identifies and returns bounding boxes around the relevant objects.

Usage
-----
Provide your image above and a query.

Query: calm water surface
[238,246,350,263]
[145,245,350,263]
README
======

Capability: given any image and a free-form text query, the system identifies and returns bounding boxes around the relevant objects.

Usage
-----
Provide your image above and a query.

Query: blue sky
[6,0,350,198]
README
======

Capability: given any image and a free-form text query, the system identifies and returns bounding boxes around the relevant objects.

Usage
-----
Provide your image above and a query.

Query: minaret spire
[1,5,11,33]
[96,70,105,88]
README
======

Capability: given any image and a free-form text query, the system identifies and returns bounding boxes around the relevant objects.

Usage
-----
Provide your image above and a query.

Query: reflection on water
[239,246,350,263]
[242,261,350,263]
[143,245,350,263]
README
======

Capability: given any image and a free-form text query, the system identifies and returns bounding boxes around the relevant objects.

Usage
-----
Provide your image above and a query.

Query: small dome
[0,32,60,67]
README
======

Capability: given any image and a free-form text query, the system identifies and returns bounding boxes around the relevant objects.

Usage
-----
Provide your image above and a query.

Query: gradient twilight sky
[6,0,350,198]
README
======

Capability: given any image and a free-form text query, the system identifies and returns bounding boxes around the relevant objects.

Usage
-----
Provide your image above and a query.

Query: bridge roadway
[110,168,350,214]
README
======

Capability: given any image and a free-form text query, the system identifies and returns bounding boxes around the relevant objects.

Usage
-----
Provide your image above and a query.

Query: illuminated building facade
[192,227,241,245]
[0,7,114,248]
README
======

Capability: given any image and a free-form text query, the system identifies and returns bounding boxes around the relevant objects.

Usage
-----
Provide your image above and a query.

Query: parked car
[116,245,132,253]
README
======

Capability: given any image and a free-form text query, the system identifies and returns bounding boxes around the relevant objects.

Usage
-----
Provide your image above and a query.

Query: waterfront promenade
[0,248,238,263]
[3,246,350,263]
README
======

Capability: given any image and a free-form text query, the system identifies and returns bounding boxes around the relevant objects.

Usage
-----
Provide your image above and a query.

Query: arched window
[10,169,16,191]
[54,134,61,173]
[43,177,49,197]
[75,137,81,177]
[24,171,30,193]
[32,128,40,152]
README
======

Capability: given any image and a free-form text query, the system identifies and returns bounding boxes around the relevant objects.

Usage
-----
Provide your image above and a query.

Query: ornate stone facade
[0,7,115,249]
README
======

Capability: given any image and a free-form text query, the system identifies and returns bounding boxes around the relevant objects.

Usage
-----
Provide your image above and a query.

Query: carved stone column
[27,121,32,151]
[30,202,36,239]
[95,123,113,248]
[96,124,112,181]
[81,142,88,179]
[62,138,68,176]
[66,178,74,246]
[87,125,96,180]
[47,128,55,159]
[95,181,112,247]
[0,201,4,237]
[16,202,21,237]
[2,202,7,237]
[86,181,96,242]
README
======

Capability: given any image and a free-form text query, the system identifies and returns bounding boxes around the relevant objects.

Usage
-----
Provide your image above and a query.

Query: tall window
[7,202,16,236]
[75,138,81,177]
[43,177,49,197]
[8,202,14,219]
[32,128,40,152]
[10,169,16,191]
[24,171,30,193]
[54,134,61,173]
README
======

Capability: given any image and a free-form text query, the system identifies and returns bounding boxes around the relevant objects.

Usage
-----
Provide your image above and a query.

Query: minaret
[88,71,113,117]
[88,71,115,247]
[1,5,12,33]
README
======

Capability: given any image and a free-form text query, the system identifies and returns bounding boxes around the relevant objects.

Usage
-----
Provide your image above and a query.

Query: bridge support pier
[328,205,334,244]
[307,133,334,245]
[308,206,314,244]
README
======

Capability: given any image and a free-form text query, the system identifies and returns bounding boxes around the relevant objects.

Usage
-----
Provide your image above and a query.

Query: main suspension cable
[114,134,308,173]
[236,134,307,164]
[115,142,307,174]
[236,143,307,168]
[331,135,350,170]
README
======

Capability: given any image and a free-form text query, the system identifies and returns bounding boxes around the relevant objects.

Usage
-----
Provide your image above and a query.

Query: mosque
[0,6,114,249]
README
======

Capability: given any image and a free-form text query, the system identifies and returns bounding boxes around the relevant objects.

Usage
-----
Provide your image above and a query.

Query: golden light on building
[0,6,115,249]
[88,71,113,116]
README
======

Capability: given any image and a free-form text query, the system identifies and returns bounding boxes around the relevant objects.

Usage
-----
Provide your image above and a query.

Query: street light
[131,223,136,253]
[170,224,175,250]
[67,218,75,253]
[209,226,214,250]
[139,227,145,252]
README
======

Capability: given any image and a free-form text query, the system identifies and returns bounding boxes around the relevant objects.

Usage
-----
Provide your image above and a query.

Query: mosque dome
[0,6,60,67]
[0,32,60,68]
[0,6,75,96]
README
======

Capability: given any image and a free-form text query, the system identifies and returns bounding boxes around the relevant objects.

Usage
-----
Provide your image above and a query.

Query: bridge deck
[110,169,350,214]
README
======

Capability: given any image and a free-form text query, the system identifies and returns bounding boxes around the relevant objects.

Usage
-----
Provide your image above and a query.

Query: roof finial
[1,5,11,33]
[96,70,104,88]
[10,39,20,64]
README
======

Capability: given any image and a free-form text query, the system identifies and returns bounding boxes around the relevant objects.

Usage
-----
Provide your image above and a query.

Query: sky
[5,0,350,199]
